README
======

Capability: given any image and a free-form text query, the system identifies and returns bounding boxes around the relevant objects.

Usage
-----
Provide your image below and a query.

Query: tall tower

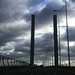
[53,15,58,66]
[30,15,35,66]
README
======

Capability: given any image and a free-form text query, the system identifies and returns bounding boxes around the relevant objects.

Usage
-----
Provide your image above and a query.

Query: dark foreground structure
[0,67,75,75]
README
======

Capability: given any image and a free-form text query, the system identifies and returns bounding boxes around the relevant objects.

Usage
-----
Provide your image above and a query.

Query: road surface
[0,67,75,75]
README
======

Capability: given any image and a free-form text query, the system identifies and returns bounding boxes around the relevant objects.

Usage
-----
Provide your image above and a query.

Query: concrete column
[53,15,58,66]
[30,15,35,66]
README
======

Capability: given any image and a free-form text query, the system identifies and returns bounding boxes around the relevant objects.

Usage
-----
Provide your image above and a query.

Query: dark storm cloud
[58,27,75,58]
[2,52,30,62]
[24,1,66,29]
[26,0,42,8]
[69,46,75,57]
[0,34,16,46]
[36,1,64,23]
[0,0,31,47]
[12,32,53,56]
[0,25,30,46]
[70,0,75,2]
[14,40,30,53]
[0,0,23,23]
[68,27,75,41]
[34,32,54,61]
[61,27,75,41]
[0,0,31,56]
[0,0,46,23]
[3,32,53,61]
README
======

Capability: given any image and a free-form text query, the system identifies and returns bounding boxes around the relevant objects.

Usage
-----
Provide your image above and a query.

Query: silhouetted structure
[30,15,35,66]
[0,55,28,66]
[53,15,58,66]
[65,1,70,67]
[53,1,70,67]
[58,20,61,66]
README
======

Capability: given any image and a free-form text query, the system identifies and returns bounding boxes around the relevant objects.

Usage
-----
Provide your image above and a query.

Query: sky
[0,0,75,66]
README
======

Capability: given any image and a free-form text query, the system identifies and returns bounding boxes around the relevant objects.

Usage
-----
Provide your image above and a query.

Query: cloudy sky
[0,0,75,66]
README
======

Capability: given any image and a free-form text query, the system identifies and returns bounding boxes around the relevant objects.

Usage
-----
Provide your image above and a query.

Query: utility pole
[53,15,58,67]
[65,1,70,67]
[58,19,61,66]
[30,15,35,66]
[51,34,53,66]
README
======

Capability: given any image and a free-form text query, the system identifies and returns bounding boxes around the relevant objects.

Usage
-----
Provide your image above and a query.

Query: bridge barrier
[0,55,29,66]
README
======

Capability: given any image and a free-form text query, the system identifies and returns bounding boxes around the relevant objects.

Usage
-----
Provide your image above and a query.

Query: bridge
[0,14,75,75]
[0,55,29,66]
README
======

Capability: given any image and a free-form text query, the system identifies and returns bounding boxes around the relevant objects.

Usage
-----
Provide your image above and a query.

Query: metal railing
[0,55,29,66]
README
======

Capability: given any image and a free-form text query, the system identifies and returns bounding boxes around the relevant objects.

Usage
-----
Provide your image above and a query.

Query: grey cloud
[0,23,30,34]
[0,31,28,47]
[69,46,75,57]
[1,32,53,61]
[0,0,31,49]
[70,0,75,2]
[61,27,75,41]
[14,40,30,54]
[14,33,51,56]
[2,52,30,61]
[0,0,27,23]
[68,27,75,41]
[0,34,16,46]
[35,33,53,53]
[26,0,42,8]
[24,1,66,30]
